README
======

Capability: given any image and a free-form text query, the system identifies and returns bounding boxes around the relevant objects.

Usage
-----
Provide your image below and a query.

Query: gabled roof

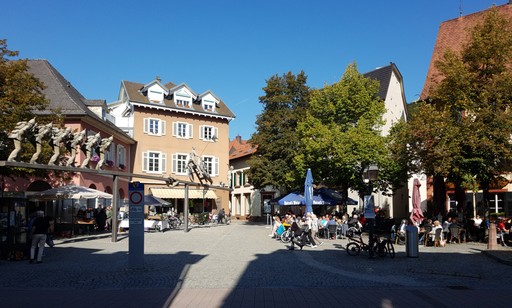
[169,83,198,98]
[140,78,170,95]
[229,135,257,160]
[198,90,221,103]
[121,79,235,119]
[421,3,512,100]
[363,63,398,100]
[26,60,135,143]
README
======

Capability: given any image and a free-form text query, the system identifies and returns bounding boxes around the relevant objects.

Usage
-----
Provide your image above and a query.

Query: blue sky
[1,0,504,140]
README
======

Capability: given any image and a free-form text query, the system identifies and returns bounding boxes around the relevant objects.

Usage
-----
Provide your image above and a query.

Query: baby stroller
[346,216,363,238]
[288,222,312,250]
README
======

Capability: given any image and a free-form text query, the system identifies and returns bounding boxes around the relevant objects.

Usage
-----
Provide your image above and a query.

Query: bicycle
[167,214,182,229]
[346,233,395,258]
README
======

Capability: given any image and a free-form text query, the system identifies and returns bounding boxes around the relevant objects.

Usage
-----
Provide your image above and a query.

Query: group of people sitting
[268,211,370,249]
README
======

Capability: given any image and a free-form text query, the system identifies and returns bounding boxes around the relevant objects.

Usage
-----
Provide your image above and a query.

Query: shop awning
[150,188,218,199]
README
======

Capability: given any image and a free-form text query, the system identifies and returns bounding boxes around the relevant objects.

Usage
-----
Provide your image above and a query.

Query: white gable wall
[381,71,407,137]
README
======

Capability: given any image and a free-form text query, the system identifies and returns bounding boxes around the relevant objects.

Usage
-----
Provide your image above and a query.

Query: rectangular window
[202,156,219,176]
[142,151,167,173]
[143,118,166,136]
[176,99,191,108]
[117,145,126,167]
[200,125,218,141]
[173,122,193,139]
[203,102,214,112]
[172,153,189,174]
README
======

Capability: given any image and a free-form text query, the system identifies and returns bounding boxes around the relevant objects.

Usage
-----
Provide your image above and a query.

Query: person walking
[30,211,50,264]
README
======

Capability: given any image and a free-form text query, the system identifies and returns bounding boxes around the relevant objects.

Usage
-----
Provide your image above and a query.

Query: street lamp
[363,164,378,257]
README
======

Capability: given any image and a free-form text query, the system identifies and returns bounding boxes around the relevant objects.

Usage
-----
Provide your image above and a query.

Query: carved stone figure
[66,129,86,167]
[30,122,53,164]
[7,118,36,162]
[48,127,72,165]
[96,136,113,170]
[80,133,101,168]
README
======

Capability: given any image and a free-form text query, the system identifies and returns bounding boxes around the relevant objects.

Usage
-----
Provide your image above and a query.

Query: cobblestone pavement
[1,221,511,307]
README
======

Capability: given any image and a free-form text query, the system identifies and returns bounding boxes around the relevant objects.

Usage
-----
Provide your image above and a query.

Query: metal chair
[434,228,443,247]
[422,225,432,246]
[327,224,337,240]
[449,226,461,243]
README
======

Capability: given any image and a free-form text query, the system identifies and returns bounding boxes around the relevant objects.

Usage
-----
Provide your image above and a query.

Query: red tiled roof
[229,135,257,160]
[420,3,512,100]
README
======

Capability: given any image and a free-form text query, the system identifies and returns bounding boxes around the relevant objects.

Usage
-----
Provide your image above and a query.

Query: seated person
[497,218,509,246]
[419,219,433,244]
[269,215,282,238]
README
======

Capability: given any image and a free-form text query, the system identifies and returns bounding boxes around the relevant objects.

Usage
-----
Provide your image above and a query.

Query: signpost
[129,181,144,268]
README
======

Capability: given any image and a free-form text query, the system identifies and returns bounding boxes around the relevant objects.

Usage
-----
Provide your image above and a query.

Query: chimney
[236,135,242,143]
[156,76,161,82]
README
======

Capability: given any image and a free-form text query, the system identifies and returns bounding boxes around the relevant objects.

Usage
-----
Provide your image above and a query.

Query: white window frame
[142,151,167,173]
[172,122,193,139]
[117,145,126,167]
[200,125,218,141]
[203,99,215,112]
[172,153,189,175]
[202,155,219,177]
[143,118,166,136]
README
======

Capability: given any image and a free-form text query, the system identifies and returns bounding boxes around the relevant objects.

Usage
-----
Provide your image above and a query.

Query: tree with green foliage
[247,71,310,192]
[391,7,512,216]
[294,63,402,201]
[0,39,60,177]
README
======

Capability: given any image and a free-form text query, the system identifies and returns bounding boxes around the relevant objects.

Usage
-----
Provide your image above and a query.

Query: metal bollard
[406,225,419,258]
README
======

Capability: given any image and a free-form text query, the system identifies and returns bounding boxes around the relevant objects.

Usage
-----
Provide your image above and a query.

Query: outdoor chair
[434,228,442,247]
[422,225,432,246]
[327,224,337,240]
[449,226,461,243]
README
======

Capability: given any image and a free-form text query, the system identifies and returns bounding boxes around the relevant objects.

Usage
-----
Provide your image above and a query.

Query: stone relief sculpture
[80,133,101,168]
[48,127,72,165]
[29,122,53,164]
[96,136,113,170]
[7,118,36,162]
[5,120,117,170]
[65,129,86,167]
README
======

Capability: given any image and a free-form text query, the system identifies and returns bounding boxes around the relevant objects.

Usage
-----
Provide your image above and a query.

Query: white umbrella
[30,184,113,201]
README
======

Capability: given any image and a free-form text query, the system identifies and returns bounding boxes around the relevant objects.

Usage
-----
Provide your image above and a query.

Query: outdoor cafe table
[76,219,95,235]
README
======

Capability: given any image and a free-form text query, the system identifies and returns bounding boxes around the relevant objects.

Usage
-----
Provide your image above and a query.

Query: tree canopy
[390,7,512,215]
[247,71,310,192]
[294,63,402,199]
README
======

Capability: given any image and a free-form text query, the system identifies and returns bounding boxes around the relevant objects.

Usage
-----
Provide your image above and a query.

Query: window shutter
[143,118,149,134]
[200,125,204,140]
[161,153,167,173]
[214,127,218,139]
[172,153,177,174]
[142,152,148,172]
[172,122,177,136]
[188,124,193,139]
[161,120,166,136]
[214,157,219,176]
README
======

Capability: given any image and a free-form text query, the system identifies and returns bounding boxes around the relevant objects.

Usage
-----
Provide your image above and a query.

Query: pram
[288,222,312,250]
[346,218,362,238]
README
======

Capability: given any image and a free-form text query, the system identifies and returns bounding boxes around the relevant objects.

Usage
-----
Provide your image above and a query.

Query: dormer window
[203,100,215,112]
[176,99,191,108]
[148,90,164,103]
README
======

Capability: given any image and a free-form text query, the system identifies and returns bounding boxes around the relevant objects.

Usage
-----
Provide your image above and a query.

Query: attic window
[148,90,164,104]
[203,99,215,112]
[176,99,191,108]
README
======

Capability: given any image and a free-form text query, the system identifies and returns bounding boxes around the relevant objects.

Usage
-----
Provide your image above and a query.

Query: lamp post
[363,164,379,257]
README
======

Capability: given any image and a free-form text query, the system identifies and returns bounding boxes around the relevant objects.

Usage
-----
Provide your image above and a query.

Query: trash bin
[406,225,419,258]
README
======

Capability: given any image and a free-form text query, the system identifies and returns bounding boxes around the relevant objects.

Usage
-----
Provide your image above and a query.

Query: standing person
[218,208,225,224]
[30,211,50,264]
[105,206,113,231]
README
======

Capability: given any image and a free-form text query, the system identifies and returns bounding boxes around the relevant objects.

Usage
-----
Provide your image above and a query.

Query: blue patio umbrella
[274,192,304,206]
[304,168,314,214]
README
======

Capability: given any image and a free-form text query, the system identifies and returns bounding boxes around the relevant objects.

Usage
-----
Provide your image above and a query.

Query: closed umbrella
[304,168,313,214]
[410,178,424,224]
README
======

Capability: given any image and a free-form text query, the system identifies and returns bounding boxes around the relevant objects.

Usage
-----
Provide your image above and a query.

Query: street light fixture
[363,164,379,257]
